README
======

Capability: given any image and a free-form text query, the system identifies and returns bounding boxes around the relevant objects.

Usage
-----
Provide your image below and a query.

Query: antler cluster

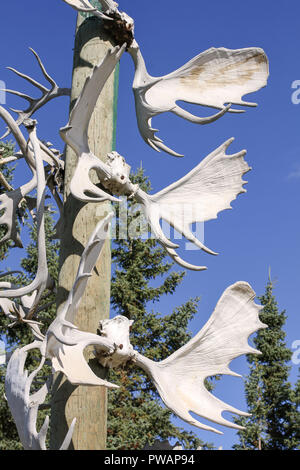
[0,0,269,450]
[1,48,70,140]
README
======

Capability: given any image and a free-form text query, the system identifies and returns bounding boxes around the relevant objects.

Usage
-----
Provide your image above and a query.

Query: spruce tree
[233,279,300,450]
[107,169,212,450]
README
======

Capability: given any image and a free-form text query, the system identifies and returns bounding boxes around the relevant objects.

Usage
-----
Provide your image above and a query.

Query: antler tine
[0,171,13,191]
[0,105,35,169]
[7,66,49,93]
[3,89,35,106]
[29,48,57,89]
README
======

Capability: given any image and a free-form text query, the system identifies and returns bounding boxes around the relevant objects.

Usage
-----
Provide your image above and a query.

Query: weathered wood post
[50,6,119,450]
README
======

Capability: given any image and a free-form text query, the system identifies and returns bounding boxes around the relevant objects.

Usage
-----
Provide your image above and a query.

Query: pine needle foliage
[233,279,300,450]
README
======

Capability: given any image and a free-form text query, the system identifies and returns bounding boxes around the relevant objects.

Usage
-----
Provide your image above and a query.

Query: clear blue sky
[0,0,300,450]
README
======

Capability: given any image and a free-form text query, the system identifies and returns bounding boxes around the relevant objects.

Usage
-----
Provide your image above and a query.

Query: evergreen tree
[233,279,300,450]
[107,169,213,450]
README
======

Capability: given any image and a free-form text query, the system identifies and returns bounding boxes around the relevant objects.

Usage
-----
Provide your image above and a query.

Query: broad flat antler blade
[44,213,118,388]
[135,282,267,434]
[5,341,76,450]
[129,45,269,156]
[151,47,269,112]
[60,44,125,155]
[5,342,49,450]
[60,44,126,203]
[135,138,250,270]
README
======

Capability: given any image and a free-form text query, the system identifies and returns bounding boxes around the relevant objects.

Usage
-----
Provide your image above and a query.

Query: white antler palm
[60,45,250,270]
[5,341,76,450]
[128,42,269,157]
[65,0,269,157]
[96,282,267,434]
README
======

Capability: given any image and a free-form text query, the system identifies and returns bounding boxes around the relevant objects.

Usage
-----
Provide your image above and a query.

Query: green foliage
[233,279,300,450]
[107,168,212,450]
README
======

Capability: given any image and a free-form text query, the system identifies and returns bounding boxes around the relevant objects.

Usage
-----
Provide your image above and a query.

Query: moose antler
[62,0,115,20]
[61,45,250,271]
[44,213,118,388]
[5,340,76,450]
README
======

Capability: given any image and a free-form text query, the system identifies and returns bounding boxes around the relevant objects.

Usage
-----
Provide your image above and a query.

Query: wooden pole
[50,9,118,450]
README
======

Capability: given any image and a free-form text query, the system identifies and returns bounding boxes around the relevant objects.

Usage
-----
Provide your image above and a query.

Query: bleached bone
[0,176,37,248]
[96,282,267,434]
[60,44,127,203]
[0,154,21,166]
[134,282,267,434]
[96,315,134,368]
[0,105,35,169]
[43,212,118,388]
[62,0,98,12]
[6,210,265,436]
[0,104,64,174]
[134,138,250,270]
[84,0,134,29]
[98,0,119,13]
[0,294,44,340]
[35,213,266,434]
[61,0,114,20]
[61,49,250,270]
[0,110,36,248]
[0,121,48,315]
[63,0,135,54]
[0,105,64,247]
[1,48,70,139]
[128,42,269,156]
[0,171,13,191]
[5,341,76,450]
[76,1,268,158]
[4,215,117,447]
[36,140,64,170]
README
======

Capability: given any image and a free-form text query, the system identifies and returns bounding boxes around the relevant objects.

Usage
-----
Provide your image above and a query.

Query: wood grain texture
[50,13,118,450]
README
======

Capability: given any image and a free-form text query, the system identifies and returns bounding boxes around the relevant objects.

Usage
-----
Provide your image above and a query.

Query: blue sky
[0,0,300,450]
